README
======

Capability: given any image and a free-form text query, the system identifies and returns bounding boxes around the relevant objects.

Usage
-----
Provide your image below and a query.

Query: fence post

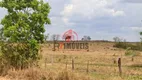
[132,57,134,62]
[45,58,47,69]
[118,58,122,77]
[53,38,56,51]
[51,55,54,65]
[65,60,68,70]
[113,58,116,64]
[72,58,74,70]
[86,60,89,73]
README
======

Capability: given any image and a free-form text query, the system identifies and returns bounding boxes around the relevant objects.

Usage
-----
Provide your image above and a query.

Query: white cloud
[107,9,125,17]
[120,0,142,3]
[121,26,142,32]
[61,0,125,19]
[130,27,142,31]
[0,0,142,42]
[62,4,73,17]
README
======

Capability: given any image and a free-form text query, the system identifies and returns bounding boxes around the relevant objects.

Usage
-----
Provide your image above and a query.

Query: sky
[0,0,142,42]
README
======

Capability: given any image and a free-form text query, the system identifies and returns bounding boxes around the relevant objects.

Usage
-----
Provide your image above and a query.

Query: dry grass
[2,68,92,80]
[1,42,142,80]
[40,42,142,80]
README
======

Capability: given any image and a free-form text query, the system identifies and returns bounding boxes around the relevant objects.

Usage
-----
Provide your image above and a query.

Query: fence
[43,54,129,77]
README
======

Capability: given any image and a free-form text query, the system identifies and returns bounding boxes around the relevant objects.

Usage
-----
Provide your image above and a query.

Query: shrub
[113,42,142,51]
[125,47,140,61]
[125,47,134,56]
[0,41,39,69]
[0,39,40,76]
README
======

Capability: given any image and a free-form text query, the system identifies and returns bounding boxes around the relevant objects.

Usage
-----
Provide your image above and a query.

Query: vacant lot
[40,42,142,80]
[1,42,142,80]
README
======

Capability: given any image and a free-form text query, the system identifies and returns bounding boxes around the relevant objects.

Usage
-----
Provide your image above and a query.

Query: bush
[0,40,40,75]
[113,42,142,51]
[124,47,140,61]
[125,47,135,56]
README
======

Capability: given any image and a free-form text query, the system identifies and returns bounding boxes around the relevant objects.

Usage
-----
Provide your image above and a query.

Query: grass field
[39,42,142,80]
[1,42,142,80]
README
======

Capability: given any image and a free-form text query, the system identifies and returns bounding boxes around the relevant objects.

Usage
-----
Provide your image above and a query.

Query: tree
[0,0,51,69]
[140,32,142,42]
[51,34,60,41]
[87,36,91,41]
[0,0,51,43]
[44,33,49,42]
[113,37,121,42]
[51,34,60,51]
[0,28,6,42]
[82,36,91,41]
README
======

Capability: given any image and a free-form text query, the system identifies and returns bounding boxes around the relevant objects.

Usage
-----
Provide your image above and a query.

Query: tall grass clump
[125,47,140,61]
[5,68,92,80]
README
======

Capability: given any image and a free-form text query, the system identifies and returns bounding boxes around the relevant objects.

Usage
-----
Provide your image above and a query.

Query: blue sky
[0,0,142,42]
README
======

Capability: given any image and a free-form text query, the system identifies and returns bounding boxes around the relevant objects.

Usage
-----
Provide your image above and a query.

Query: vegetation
[125,47,140,61]
[113,42,142,50]
[51,34,60,41]
[38,48,142,80]
[0,0,141,80]
[0,0,51,72]
[0,41,141,79]
[113,37,142,51]
[82,36,91,41]
[44,33,50,42]
[4,68,92,80]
